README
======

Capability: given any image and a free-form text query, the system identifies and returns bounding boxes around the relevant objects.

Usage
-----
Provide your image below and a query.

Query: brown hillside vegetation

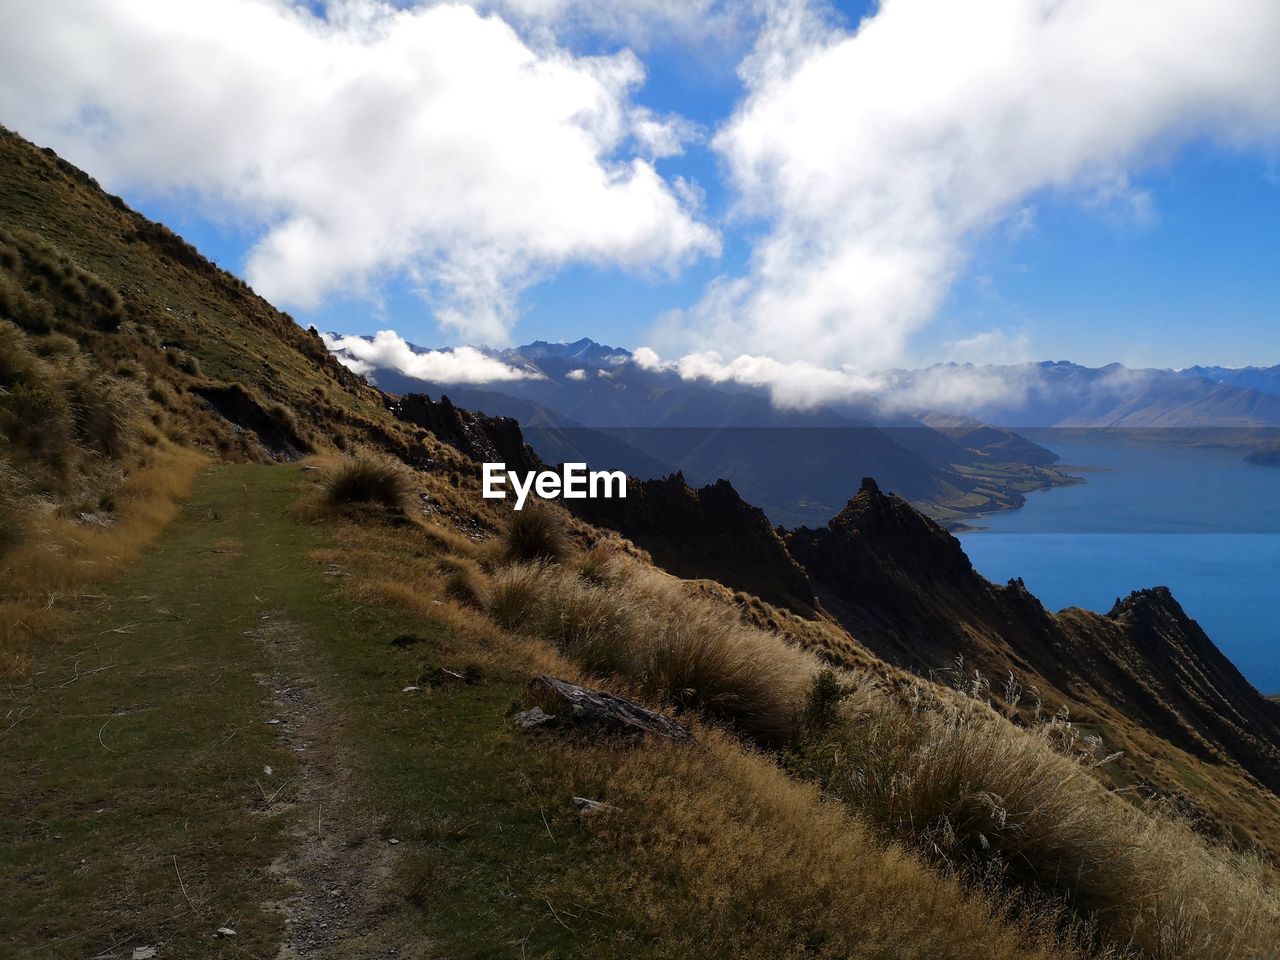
[2,125,1279,959]
[580,472,1280,857]
[0,125,524,670]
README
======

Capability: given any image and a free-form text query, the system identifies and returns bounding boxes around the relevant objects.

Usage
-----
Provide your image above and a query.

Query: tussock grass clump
[68,373,138,458]
[487,562,545,631]
[0,319,142,492]
[440,556,490,609]
[324,455,408,509]
[0,225,123,332]
[488,560,814,742]
[551,730,1098,960]
[576,538,624,585]
[794,686,1280,960]
[502,504,568,563]
[481,541,1280,958]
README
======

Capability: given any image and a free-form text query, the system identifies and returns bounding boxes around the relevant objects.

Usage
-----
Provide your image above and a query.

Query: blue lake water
[958,432,1280,695]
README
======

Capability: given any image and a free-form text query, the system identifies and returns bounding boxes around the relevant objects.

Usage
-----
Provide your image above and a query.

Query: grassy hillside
[3,127,1279,959]
[582,470,1280,858]
[0,125,512,673]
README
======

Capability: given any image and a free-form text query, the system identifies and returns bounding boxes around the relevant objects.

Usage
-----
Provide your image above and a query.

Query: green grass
[2,465,302,957]
[1,464,639,958]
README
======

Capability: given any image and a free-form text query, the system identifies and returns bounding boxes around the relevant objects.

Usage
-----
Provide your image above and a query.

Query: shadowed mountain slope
[568,473,817,614]
[580,469,1280,851]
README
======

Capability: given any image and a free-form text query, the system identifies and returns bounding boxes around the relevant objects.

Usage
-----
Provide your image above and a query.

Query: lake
[959,432,1280,695]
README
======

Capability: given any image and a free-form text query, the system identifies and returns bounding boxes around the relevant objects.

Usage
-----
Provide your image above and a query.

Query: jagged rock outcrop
[783,478,1062,675]
[567,472,817,613]
[1053,588,1280,792]
[386,393,542,474]
[785,480,1280,798]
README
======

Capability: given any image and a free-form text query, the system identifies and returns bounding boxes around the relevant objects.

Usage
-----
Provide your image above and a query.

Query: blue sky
[6,0,1278,377]
[140,119,1280,371]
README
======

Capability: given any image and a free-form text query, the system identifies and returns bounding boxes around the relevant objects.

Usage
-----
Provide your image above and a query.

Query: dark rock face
[193,383,310,460]
[782,477,1060,675]
[386,393,542,474]
[786,483,1280,795]
[1082,588,1280,792]
[566,472,817,614]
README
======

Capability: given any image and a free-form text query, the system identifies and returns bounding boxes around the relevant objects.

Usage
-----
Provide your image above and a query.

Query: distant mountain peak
[510,337,631,364]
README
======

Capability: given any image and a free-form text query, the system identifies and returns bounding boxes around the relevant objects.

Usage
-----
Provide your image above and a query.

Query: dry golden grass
[476,536,1280,958]
[300,472,1280,960]
[0,442,203,674]
[488,559,816,743]
[548,727,1105,960]
[799,683,1280,960]
[502,503,570,563]
[304,500,1099,960]
[439,555,490,609]
[323,454,409,509]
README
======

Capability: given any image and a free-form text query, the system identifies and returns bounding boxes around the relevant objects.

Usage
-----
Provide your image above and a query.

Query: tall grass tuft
[483,548,1280,958]
[440,556,490,609]
[324,455,408,509]
[793,684,1280,960]
[487,560,813,743]
[502,505,568,563]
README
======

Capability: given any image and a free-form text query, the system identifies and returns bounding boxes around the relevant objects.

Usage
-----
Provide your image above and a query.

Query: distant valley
[329,336,1280,526]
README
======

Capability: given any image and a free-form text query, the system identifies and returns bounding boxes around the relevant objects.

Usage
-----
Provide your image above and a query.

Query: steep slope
[0,126,523,523]
[1181,364,1280,397]
[583,468,1280,852]
[785,481,1280,796]
[4,126,1279,959]
[568,473,817,613]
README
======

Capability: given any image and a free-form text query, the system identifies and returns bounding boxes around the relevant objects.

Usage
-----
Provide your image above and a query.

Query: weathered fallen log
[513,676,692,742]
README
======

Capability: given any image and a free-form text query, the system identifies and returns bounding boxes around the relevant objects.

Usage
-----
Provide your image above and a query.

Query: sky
[2,0,1279,396]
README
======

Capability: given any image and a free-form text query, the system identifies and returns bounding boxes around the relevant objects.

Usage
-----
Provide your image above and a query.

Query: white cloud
[633,346,665,370]
[565,367,588,380]
[945,328,1033,366]
[466,0,752,49]
[0,0,718,343]
[322,330,537,383]
[634,346,904,410]
[633,344,1033,411]
[654,0,1280,370]
[877,364,1038,413]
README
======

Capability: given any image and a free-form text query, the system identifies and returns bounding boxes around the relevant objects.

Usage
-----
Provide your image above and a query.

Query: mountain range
[896,360,1280,429]
[341,337,1077,527]
[333,337,1280,526]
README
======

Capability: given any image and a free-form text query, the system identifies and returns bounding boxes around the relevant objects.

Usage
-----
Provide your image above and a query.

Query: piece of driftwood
[512,706,557,731]
[572,796,620,814]
[516,676,691,741]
